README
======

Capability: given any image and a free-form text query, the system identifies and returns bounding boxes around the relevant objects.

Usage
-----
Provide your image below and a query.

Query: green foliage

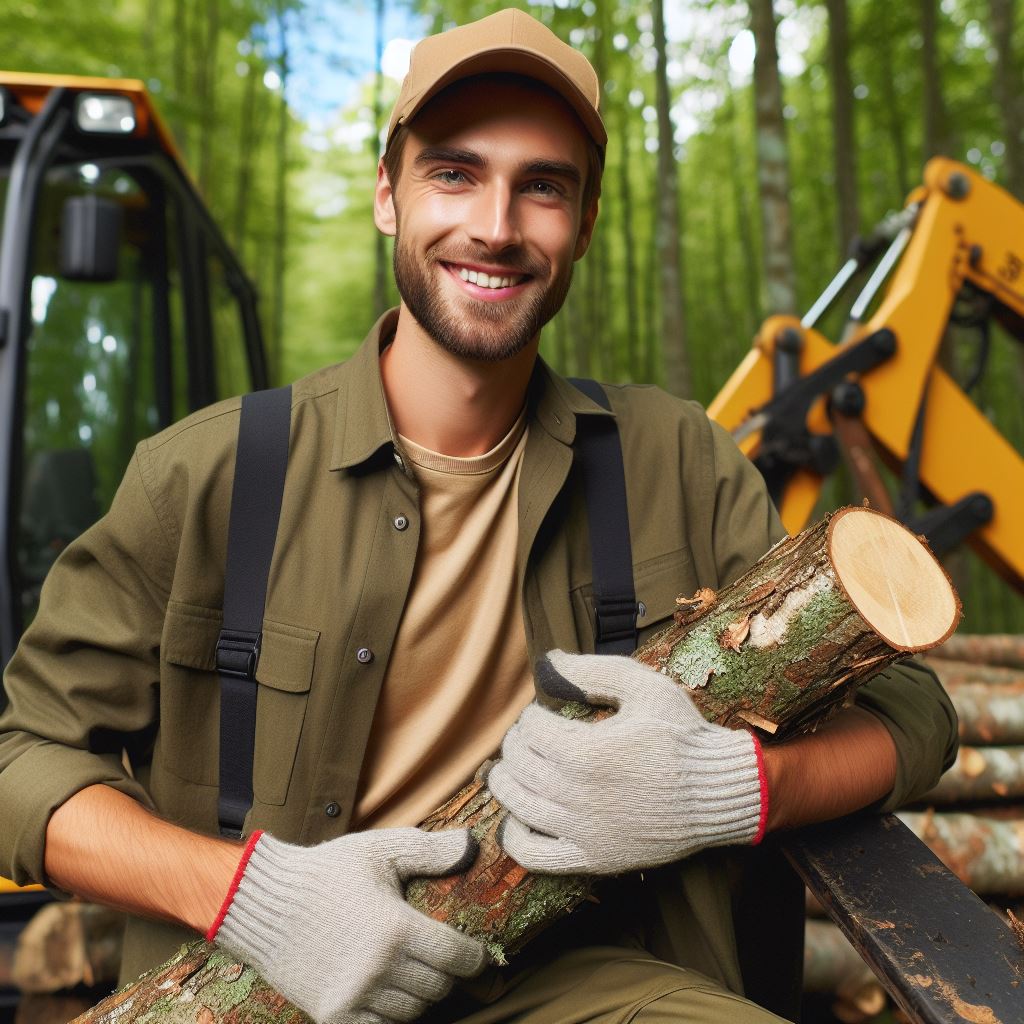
[8,0,1022,629]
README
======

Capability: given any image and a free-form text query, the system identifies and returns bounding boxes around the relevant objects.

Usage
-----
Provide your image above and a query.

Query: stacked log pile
[805,633,1024,1022]
[900,636,1024,900]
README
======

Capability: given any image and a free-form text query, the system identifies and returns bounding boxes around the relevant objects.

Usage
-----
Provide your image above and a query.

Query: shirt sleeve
[705,418,958,809]
[0,447,172,886]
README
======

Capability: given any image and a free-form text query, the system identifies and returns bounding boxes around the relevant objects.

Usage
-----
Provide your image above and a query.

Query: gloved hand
[488,650,768,876]
[207,827,487,1024]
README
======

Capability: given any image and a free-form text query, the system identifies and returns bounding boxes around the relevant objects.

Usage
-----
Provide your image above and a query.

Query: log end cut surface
[828,508,960,652]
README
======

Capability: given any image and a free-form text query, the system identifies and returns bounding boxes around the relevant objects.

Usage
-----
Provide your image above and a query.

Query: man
[0,9,956,1024]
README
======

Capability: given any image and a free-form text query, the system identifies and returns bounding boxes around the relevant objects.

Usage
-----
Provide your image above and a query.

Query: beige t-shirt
[350,412,533,829]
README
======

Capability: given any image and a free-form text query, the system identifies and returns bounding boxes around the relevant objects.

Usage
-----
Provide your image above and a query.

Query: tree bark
[652,0,690,397]
[750,0,798,314]
[72,507,959,1023]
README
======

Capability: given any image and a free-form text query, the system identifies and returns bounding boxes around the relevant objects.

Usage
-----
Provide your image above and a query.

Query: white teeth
[455,266,521,289]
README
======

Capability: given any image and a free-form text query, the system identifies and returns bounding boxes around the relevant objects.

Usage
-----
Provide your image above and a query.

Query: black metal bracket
[782,813,1024,1024]
[752,328,897,506]
[910,492,995,557]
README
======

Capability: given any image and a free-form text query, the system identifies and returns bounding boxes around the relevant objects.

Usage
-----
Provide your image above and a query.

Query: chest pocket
[158,601,319,805]
[571,548,697,652]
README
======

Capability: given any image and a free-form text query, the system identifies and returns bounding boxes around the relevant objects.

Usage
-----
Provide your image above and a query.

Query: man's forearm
[44,784,241,934]
[761,706,898,832]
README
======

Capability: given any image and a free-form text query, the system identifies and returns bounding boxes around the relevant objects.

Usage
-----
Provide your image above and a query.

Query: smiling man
[0,9,956,1024]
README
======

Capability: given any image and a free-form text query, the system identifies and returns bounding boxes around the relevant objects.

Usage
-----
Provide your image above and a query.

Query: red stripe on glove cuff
[750,734,769,845]
[206,829,264,942]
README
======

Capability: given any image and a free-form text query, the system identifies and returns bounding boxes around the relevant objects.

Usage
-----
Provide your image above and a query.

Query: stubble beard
[392,231,573,363]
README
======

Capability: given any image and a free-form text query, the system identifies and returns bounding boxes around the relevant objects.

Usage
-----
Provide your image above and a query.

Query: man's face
[375,77,597,363]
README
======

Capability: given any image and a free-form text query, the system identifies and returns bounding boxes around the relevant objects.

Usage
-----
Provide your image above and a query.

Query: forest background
[6,0,1024,631]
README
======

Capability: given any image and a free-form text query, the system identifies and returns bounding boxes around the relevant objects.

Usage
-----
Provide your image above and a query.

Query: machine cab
[0,74,268,667]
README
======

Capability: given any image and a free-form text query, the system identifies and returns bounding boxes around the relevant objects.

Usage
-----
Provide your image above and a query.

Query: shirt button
[393,451,405,469]
[324,802,341,818]
[393,514,409,531]
[356,647,374,664]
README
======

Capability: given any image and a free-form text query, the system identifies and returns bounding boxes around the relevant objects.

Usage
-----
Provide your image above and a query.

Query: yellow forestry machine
[709,156,1024,596]
[0,72,268,1010]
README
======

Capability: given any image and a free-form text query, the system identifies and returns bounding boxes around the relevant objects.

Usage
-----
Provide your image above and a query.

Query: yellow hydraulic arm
[709,157,1024,592]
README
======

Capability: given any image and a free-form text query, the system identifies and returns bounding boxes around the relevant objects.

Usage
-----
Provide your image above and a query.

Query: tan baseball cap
[386,8,607,151]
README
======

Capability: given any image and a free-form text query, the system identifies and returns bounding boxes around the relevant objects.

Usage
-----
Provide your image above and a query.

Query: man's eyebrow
[522,160,582,185]
[414,146,485,167]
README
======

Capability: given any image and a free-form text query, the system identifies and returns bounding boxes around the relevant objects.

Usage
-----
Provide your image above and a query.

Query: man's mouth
[443,262,530,292]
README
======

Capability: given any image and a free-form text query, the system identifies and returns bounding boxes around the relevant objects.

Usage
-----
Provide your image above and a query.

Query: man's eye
[435,169,467,185]
[527,181,562,197]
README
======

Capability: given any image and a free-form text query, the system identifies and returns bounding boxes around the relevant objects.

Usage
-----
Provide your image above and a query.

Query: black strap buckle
[216,628,262,680]
[594,597,640,645]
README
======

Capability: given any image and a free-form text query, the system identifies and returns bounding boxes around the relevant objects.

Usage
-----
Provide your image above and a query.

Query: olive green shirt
[0,310,957,992]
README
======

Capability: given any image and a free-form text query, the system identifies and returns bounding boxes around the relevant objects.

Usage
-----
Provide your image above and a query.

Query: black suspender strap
[217,385,293,837]
[569,378,639,655]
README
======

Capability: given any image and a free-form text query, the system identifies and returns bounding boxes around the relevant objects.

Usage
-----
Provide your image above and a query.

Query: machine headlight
[74,94,136,135]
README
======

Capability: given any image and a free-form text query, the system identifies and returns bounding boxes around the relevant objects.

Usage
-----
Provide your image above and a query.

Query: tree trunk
[990,0,1024,198]
[750,0,798,314]
[652,0,690,396]
[615,64,640,380]
[270,1,290,385]
[899,811,1024,895]
[196,0,219,198]
[824,0,859,255]
[371,0,388,318]
[874,0,910,199]
[922,746,1024,803]
[723,92,761,336]
[73,507,959,1023]
[232,55,260,261]
[920,0,957,160]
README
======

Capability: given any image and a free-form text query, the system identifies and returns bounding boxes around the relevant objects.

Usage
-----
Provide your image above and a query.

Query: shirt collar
[329,309,616,470]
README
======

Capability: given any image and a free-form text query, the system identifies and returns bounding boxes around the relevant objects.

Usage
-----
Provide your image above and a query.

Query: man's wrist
[204,830,263,940]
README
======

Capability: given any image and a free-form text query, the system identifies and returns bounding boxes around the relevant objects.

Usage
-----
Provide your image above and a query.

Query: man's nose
[469,182,522,251]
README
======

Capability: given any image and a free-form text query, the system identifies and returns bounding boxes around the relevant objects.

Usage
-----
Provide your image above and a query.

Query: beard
[392,232,573,363]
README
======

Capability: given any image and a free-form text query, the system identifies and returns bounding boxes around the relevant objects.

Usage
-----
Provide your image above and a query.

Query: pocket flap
[162,602,319,694]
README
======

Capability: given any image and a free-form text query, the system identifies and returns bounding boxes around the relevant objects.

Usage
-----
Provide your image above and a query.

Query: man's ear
[374,160,397,237]
[573,199,599,261]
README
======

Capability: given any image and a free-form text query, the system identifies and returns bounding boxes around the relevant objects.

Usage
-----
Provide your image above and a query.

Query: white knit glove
[488,650,768,875]
[208,828,486,1024]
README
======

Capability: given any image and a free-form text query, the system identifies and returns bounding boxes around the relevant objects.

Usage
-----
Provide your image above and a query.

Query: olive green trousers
[422,946,792,1024]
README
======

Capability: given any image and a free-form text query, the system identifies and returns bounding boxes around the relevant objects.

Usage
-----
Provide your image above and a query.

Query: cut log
[927,634,1024,670]
[72,508,961,1023]
[943,682,1024,745]
[919,746,1024,803]
[898,810,1024,895]
[13,903,124,994]
[804,918,887,1023]
[920,658,1024,689]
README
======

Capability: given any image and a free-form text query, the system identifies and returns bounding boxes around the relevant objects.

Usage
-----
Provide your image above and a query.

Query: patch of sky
[31,277,57,325]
